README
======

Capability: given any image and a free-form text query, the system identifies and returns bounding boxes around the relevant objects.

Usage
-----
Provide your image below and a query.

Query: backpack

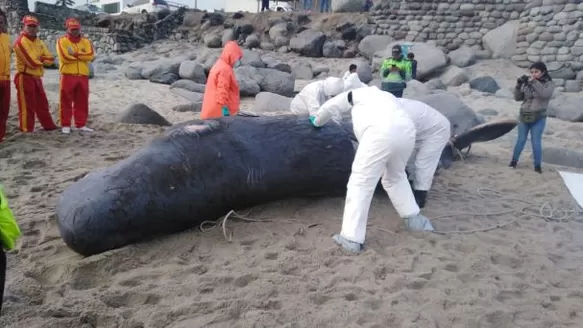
[0,185,21,251]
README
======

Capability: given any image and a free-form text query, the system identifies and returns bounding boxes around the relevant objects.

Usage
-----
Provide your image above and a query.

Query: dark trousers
[0,247,5,316]
[261,0,269,11]
[381,81,405,98]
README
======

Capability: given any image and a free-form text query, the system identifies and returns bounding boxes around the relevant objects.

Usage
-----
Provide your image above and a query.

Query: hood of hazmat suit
[290,77,345,117]
[343,72,368,92]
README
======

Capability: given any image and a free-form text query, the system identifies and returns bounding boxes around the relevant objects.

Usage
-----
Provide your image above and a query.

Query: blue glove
[309,116,320,128]
[222,106,230,117]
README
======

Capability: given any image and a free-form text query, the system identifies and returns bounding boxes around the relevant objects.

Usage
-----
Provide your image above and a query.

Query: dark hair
[407,52,414,59]
[347,91,353,106]
[0,9,6,33]
[349,64,357,71]
[529,61,552,81]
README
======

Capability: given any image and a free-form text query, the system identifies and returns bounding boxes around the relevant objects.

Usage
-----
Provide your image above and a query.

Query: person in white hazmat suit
[397,98,451,208]
[308,86,435,253]
[289,77,345,117]
[342,71,368,91]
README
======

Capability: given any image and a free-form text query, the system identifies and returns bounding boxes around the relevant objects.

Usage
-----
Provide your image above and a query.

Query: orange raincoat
[200,41,243,119]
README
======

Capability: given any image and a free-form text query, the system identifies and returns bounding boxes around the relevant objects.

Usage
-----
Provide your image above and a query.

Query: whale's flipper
[452,118,518,151]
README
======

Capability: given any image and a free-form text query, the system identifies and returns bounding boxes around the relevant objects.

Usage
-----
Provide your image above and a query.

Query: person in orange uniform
[56,18,95,134]
[200,41,243,119]
[0,9,11,143]
[13,15,58,133]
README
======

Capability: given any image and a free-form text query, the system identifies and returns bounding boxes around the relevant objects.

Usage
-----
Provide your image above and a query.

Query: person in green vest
[0,184,21,315]
[379,44,413,98]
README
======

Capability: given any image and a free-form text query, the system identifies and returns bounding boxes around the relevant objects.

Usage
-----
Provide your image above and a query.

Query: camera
[517,75,529,84]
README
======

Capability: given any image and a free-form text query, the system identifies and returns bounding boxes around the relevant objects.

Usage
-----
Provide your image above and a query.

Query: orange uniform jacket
[0,33,10,81]
[13,33,54,77]
[56,34,95,76]
[200,41,243,120]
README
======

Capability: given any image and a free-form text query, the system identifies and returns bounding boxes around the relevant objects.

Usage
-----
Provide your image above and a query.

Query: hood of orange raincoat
[220,41,243,67]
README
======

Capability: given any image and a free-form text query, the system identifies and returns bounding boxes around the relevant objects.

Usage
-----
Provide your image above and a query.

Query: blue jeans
[303,0,313,10]
[319,0,330,12]
[511,117,546,167]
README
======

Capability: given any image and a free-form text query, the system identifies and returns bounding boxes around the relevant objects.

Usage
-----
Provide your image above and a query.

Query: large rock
[332,0,363,12]
[482,20,519,59]
[440,66,469,87]
[235,66,294,97]
[141,56,188,80]
[204,34,222,48]
[178,61,207,84]
[469,76,500,94]
[170,88,204,103]
[261,56,292,73]
[542,147,583,169]
[170,80,206,93]
[289,29,326,57]
[125,66,144,80]
[373,42,447,80]
[448,46,476,68]
[415,93,481,137]
[350,59,373,84]
[253,92,293,113]
[241,49,265,68]
[547,95,583,122]
[117,103,171,127]
[291,62,314,79]
[172,102,202,112]
[322,40,346,58]
[149,72,178,85]
[358,35,393,59]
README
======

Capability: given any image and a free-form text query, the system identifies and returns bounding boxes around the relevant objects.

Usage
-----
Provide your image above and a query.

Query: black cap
[392,44,402,53]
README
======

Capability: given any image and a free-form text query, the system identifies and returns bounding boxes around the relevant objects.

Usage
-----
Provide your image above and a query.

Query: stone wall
[34,1,98,30]
[370,0,527,51]
[38,27,141,55]
[512,0,583,85]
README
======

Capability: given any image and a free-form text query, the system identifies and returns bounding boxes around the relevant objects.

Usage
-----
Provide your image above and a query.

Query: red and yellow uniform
[56,18,94,129]
[12,15,58,132]
[0,29,11,141]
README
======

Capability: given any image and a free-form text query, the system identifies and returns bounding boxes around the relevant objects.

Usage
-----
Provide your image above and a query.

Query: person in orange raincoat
[0,9,11,143]
[56,18,95,134]
[200,41,243,120]
[12,15,58,133]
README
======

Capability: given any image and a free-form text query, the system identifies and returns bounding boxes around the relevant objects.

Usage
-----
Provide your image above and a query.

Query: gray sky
[27,0,226,11]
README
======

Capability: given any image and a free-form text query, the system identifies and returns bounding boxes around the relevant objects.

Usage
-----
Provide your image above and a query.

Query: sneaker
[404,214,435,232]
[78,126,94,132]
[534,166,542,174]
[509,160,517,168]
[62,127,71,134]
[332,234,363,253]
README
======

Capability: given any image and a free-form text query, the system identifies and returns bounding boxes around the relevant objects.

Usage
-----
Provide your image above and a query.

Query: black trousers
[261,0,269,10]
[0,247,5,316]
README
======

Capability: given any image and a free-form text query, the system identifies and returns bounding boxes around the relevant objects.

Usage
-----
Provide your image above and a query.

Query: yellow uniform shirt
[13,33,54,77]
[0,33,10,81]
[56,35,95,76]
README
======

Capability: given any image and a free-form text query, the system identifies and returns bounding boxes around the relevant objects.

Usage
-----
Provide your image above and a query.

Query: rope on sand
[428,187,583,235]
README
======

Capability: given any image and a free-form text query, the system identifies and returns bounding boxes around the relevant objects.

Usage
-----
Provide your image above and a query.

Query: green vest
[380,57,412,83]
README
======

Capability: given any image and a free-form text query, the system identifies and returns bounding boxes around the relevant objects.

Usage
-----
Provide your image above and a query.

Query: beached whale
[56,114,517,256]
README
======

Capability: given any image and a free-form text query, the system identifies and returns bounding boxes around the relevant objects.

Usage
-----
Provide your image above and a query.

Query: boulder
[482,20,519,59]
[289,29,326,57]
[542,147,583,169]
[350,59,373,84]
[170,88,204,103]
[440,66,469,87]
[117,103,171,127]
[235,66,262,96]
[358,35,393,59]
[425,79,447,90]
[291,62,314,79]
[149,72,179,85]
[261,56,292,73]
[332,0,363,12]
[416,93,482,137]
[241,49,265,68]
[125,66,144,80]
[547,95,583,122]
[254,92,293,113]
[469,76,500,94]
[141,56,188,80]
[178,61,207,84]
[204,34,222,48]
[172,102,202,112]
[234,66,295,97]
[564,80,582,93]
[373,42,447,80]
[322,40,346,58]
[170,80,206,93]
[448,46,476,68]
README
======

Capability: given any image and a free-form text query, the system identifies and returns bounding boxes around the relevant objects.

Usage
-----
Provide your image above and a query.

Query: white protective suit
[342,72,368,91]
[312,86,432,245]
[397,98,451,191]
[289,77,344,117]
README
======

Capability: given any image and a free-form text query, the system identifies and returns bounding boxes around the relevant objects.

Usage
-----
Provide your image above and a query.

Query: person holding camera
[509,61,555,174]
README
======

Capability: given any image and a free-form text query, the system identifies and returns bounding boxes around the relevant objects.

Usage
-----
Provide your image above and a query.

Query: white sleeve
[312,91,351,127]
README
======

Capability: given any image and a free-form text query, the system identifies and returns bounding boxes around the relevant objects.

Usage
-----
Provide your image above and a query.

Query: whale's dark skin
[56,114,516,257]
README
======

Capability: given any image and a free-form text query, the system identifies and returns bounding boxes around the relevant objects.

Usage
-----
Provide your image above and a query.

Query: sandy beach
[1,42,583,328]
